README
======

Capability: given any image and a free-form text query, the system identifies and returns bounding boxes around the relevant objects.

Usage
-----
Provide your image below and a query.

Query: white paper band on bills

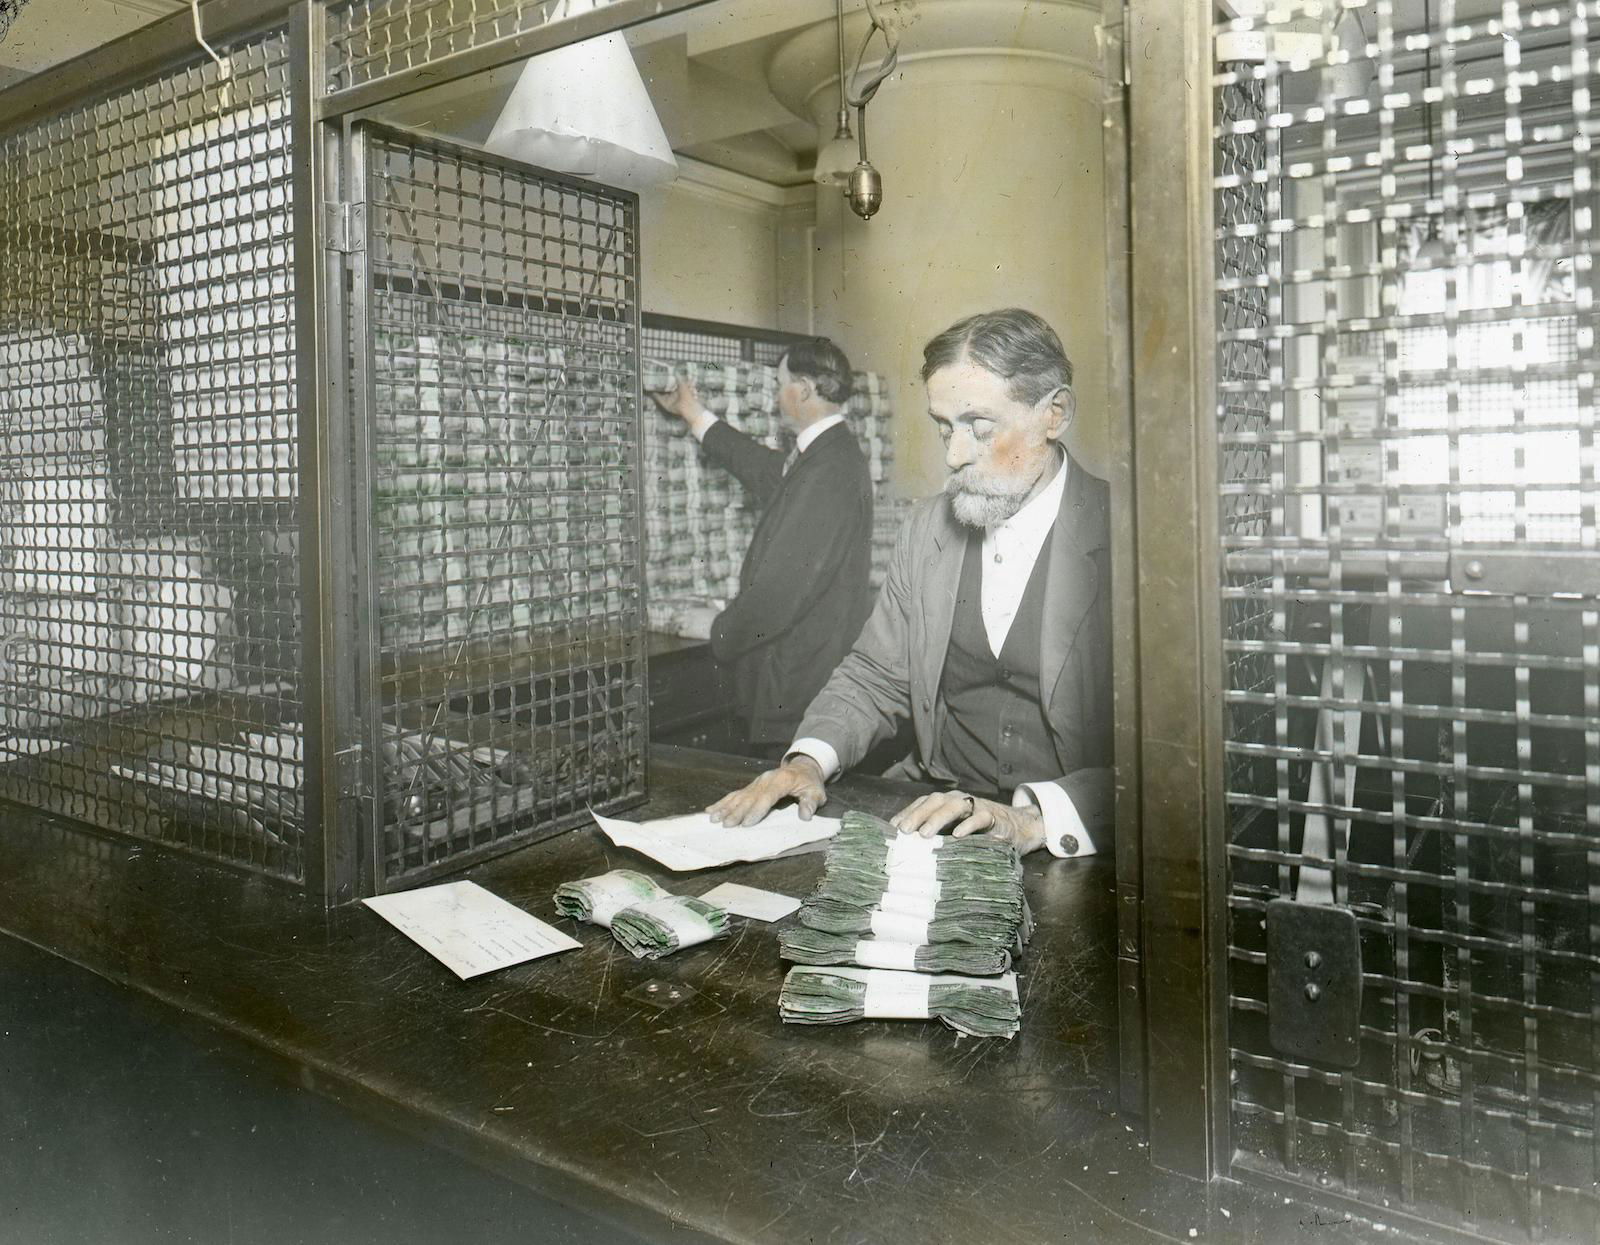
[853,939,919,971]
[870,908,931,943]
[861,969,933,1019]
[584,874,658,927]
[633,896,716,947]
[884,833,940,881]
[874,889,939,920]
[883,870,940,896]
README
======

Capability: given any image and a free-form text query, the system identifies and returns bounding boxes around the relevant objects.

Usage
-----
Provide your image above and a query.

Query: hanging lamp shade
[813,117,858,186]
[484,11,677,191]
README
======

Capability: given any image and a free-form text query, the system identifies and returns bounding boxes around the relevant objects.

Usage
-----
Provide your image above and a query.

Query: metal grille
[1215,2,1600,1238]
[355,124,646,888]
[0,34,305,881]
[326,0,629,94]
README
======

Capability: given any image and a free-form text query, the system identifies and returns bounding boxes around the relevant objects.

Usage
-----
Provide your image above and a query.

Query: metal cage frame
[0,0,662,904]
[1123,2,1600,1242]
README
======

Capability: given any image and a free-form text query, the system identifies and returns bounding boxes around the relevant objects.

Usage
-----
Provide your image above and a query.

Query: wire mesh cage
[0,30,307,883]
[0,25,649,902]
[325,0,634,95]
[1213,2,1600,1238]
[352,123,647,890]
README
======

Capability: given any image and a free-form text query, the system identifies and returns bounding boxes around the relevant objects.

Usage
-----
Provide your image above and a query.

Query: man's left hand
[889,791,1046,855]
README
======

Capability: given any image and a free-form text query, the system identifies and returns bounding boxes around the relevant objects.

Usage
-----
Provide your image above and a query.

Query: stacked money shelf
[0,13,647,904]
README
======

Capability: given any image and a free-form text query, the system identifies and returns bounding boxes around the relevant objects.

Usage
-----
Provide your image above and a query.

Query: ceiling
[0,0,186,87]
[0,0,844,187]
[2,0,1548,186]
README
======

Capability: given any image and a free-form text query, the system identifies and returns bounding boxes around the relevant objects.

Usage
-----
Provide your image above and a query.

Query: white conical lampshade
[484,24,678,191]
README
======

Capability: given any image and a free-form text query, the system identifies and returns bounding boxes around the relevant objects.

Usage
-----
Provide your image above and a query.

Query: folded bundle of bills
[796,894,1026,949]
[796,810,1031,953]
[553,869,668,928]
[778,927,1012,976]
[610,894,730,959]
[778,967,1020,1039]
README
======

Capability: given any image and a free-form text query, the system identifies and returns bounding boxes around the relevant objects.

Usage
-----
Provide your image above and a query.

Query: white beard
[946,475,1032,529]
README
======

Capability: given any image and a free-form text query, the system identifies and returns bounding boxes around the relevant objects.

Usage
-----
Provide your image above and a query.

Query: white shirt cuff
[1013,781,1095,858]
[689,411,720,442]
[785,737,840,781]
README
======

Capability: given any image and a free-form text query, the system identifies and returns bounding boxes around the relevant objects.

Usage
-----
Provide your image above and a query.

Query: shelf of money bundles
[778,811,1030,1038]
[0,334,236,739]
[371,330,638,653]
[641,360,899,632]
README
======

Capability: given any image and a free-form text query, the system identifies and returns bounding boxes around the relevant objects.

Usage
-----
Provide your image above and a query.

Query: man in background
[704,308,1112,857]
[652,339,874,759]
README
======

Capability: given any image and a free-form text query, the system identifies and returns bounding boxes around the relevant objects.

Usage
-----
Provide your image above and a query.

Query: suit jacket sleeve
[1040,544,1115,849]
[791,504,922,769]
[699,420,785,508]
[707,442,869,662]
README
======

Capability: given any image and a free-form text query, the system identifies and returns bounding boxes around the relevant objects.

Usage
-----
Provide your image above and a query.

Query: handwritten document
[590,805,840,872]
[364,880,581,980]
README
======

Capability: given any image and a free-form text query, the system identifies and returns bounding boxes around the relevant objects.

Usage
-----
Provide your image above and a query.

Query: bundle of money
[795,810,1031,955]
[777,927,1012,976]
[796,894,1025,948]
[552,869,668,929]
[778,967,1020,1039]
[611,894,730,959]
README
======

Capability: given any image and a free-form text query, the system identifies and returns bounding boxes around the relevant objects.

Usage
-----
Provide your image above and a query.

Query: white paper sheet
[699,882,802,922]
[590,805,839,872]
[363,880,581,980]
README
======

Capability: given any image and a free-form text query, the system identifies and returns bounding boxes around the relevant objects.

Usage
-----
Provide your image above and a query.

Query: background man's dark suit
[699,419,874,747]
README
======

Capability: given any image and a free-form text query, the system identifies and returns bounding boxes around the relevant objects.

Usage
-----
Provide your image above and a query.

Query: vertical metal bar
[292,0,360,904]
[630,190,652,789]
[1576,0,1600,1209]
[345,119,385,895]
[1434,0,1479,1222]
[1127,0,1228,1180]
[1100,0,1146,1121]
[1372,0,1418,1207]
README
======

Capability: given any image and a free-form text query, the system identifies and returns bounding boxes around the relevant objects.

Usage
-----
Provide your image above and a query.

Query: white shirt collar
[795,412,846,455]
[990,448,1068,540]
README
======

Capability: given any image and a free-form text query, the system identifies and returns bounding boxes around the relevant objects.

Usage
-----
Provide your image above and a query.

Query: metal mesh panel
[0,34,305,881]
[325,0,629,94]
[1215,3,1600,1238]
[358,126,645,887]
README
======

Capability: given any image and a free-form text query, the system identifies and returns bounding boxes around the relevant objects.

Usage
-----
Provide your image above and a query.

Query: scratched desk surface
[0,746,1426,1245]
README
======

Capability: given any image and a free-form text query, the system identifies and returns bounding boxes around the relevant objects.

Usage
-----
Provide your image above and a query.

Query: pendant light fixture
[812,0,859,186]
[841,0,898,220]
[484,0,677,191]
[1415,0,1447,264]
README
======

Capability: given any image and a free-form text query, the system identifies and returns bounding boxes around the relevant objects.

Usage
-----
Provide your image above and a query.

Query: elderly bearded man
[706,308,1112,859]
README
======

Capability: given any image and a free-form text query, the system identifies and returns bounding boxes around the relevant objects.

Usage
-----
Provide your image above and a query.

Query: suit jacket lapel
[1041,455,1104,705]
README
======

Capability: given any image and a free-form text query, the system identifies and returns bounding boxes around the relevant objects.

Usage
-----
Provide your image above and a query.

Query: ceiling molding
[670,155,812,212]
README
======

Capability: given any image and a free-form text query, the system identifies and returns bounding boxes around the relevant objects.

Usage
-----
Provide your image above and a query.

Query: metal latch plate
[1266,899,1362,1068]
[1451,548,1600,597]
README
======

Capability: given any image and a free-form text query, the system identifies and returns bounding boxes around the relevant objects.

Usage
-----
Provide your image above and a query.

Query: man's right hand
[649,379,715,438]
[707,755,827,827]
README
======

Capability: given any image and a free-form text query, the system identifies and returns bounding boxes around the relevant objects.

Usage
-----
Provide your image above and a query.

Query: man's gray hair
[919,308,1073,406]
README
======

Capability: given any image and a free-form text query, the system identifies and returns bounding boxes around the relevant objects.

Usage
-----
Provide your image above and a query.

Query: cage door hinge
[324,202,366,254]
[334,744,365,798]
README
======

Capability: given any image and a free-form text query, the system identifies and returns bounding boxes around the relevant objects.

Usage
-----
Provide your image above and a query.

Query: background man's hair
[781,337,854,406]
[920,308,1074,405]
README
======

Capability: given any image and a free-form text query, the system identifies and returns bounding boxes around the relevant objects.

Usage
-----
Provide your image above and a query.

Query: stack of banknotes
[778,967,1020,1039]
[553,869,729,959]
[777,810,1029,1037]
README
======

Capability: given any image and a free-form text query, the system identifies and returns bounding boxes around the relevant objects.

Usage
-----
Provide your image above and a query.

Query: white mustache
[945,471,1026,499]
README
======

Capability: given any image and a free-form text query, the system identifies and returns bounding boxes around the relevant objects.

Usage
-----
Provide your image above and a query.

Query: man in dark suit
[705,309,1111,858]
[652,339,874,759]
